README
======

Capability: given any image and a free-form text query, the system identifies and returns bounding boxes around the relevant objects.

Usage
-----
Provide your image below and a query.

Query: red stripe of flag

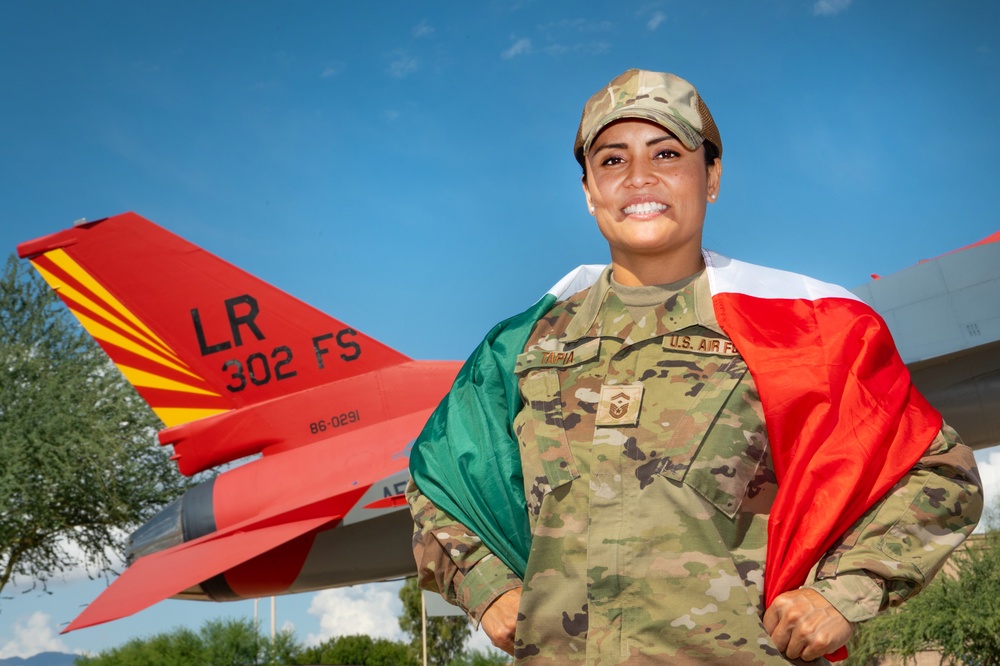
[712,292,940,605]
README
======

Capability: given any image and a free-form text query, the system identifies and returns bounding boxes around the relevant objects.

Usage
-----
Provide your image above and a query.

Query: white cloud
[813,0,852,16]
[0,612,76,659]
[305,581,406,645]
[130,60,162,74]
[647,11,666,30]
[537,19,612,33]
[270,50,296,67]
[532,19,612,56]
[6,533,126,593]
[501,37,532,60]
[387,52,419,78]
[413,20,434,38]
[975,446,1000,530]
[539,41,610,57]
[320,62,346,78]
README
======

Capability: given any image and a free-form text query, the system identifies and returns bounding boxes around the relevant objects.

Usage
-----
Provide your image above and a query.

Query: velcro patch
[663,334,739,356]
[595,383,644,426]
[516,338,600,372]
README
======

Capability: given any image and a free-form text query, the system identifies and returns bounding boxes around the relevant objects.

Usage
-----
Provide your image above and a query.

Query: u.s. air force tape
[663,334,739,356]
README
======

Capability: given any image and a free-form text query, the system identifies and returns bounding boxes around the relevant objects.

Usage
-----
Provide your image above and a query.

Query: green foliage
[448,648,512,666]
[0,254,195,594]
[265,629,303,664]
[69,587,496,665]
[399,577,471,666]
[74,630,197,666]
[848,510,1000,666]
[297,634,416,665]
[75,617,300,665]
[74,617,421,666]
[200,618,269,665]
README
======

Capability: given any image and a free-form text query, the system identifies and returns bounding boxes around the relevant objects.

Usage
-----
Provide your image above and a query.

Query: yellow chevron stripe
[68,309,202,381]
[118,365,221,397]
[32,249,229,431]
[32,260,185,373]
[153,406,230,428]
[39,250,183,365]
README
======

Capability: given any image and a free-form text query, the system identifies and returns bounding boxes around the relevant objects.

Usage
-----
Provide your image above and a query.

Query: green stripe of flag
[409,265,604,578]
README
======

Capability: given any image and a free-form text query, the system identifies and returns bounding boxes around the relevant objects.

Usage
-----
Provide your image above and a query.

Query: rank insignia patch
[595,383,643,426]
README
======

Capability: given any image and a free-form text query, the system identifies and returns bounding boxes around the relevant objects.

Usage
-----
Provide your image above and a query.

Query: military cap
[574,69,722,168]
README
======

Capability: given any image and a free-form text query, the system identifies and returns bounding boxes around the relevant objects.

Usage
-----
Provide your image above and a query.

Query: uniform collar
[561,266,724,344]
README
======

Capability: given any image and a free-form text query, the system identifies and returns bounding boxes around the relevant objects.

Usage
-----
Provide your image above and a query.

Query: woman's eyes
[600,149,679,167]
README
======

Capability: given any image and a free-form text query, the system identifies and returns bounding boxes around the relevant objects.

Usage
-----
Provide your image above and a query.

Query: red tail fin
[17,213,410,430]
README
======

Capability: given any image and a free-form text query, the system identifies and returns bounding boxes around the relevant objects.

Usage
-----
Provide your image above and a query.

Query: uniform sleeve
[809,423,983,623]
[406,478,523,625]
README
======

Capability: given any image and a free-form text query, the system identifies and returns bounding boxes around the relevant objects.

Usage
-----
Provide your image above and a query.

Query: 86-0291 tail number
[310,410,361,435]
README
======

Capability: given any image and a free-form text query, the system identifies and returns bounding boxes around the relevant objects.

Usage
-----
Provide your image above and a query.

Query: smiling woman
[581,118,721,286]
[407,68,983,665]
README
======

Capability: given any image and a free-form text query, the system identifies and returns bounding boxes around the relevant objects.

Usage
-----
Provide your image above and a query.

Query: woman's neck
[609,251,705,287]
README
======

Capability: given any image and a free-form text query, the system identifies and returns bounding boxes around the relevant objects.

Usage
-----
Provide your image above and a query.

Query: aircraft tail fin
[17,213,411,430]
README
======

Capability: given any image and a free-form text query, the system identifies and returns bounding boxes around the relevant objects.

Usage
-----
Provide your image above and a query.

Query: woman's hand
[480,587,522,656]
[763,588,853,661]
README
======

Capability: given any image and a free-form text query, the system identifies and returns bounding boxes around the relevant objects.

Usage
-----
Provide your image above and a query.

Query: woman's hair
[703,140,720,168]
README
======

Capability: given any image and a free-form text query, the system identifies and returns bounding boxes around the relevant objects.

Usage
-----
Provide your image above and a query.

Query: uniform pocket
[513,341,598,517]
[650,353,767,518]
[681,372,769,518]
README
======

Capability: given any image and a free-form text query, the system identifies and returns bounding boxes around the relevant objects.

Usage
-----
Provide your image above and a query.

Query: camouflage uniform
[408,267,982,665]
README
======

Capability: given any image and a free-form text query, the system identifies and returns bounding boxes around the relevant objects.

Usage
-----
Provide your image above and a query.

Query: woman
[408,69,981,664]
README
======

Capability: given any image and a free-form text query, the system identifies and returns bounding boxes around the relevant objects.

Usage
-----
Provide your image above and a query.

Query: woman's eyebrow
[591,133,676,155]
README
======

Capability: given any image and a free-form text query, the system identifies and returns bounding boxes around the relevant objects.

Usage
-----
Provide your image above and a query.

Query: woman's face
[582,119,721,284]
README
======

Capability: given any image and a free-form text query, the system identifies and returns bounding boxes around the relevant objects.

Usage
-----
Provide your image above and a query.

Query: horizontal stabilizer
[64,507,350,632]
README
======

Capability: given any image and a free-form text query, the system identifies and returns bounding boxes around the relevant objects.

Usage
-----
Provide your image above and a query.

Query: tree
[297,634,416,666]
[847,506,1000,665]
[74,627,204,666]
[399,577,471,666]
[449,649,512,666]
[0,254,195,595]
[75,617,300,665]
[200,618,273,666]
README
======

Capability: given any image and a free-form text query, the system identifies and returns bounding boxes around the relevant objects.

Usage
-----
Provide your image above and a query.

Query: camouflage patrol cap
[574,69,722,168]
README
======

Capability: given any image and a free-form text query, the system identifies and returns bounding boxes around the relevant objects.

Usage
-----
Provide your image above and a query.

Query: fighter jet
[18,213,463,631]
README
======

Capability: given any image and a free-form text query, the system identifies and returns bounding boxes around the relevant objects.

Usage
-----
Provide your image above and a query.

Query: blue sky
[1,0,998,659]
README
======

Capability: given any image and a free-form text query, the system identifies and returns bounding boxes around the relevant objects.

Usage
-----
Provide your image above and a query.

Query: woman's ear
[707,159,723,203]
[582,175,595,215]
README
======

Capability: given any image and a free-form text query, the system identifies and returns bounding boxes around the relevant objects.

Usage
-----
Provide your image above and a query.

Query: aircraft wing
[852,231,1000,449]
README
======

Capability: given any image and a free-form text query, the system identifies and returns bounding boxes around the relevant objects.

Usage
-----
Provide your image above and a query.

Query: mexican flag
[409,251,941,660]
